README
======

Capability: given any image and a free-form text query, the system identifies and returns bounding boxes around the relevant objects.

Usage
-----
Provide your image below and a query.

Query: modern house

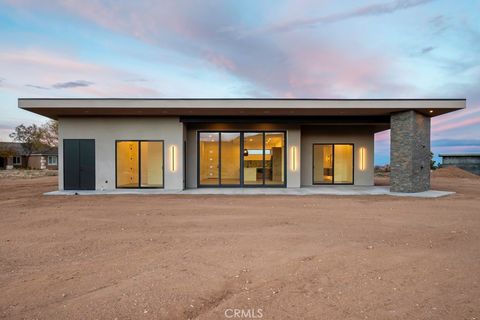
[0,142,58,170]
[19,98,465,192]
[439,154,480,175]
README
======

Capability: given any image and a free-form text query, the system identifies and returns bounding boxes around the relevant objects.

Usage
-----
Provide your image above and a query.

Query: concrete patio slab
[45,186,455,198]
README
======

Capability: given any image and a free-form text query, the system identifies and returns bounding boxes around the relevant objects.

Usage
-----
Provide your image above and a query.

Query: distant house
[439,154,480,176]
[0,142,58,170]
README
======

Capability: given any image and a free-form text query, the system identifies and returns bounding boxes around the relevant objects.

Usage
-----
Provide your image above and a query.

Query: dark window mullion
[331,144,335,185]
[218,132,222,186]
[240,132,244,187]
[138,141,142,188]
[262,132,266,185]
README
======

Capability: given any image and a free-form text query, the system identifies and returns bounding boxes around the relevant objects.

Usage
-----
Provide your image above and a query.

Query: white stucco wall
[286,128,301,188]
[58,117,184,191]
[301,126,375,186]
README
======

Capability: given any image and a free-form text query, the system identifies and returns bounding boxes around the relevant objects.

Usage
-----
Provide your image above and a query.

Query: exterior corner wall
[390,110,431,192]
[300,126,375,186]
[58,117,184,191]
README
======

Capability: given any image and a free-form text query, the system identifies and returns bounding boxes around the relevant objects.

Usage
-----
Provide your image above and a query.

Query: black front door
[64,139,95,190]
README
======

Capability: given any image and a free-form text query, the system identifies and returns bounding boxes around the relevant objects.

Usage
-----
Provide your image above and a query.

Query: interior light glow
[291,146,297,171]
[359,147,366,171]
[170,145,176,172]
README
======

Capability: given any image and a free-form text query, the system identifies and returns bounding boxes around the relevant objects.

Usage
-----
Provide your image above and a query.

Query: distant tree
[41,120,58,147]
[9,124,45,162]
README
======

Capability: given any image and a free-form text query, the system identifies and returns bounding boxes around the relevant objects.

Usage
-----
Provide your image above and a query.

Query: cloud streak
[432,139,480,147]
[52,80,93,89]
[25,84,49,90]
[259,0,436,34]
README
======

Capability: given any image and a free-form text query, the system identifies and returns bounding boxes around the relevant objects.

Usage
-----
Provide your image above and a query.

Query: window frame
[312,143,354,185]
[12,156,22,165]
[47,155,57,165]
[115,140,165,189]
[197,130,287,188]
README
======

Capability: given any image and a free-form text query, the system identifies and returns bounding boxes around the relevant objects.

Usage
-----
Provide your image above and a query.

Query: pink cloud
[0,49,161,97]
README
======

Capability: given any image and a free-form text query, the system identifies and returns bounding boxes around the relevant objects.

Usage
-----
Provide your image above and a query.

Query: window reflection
[116,141,164,188]
[199,133,219,185]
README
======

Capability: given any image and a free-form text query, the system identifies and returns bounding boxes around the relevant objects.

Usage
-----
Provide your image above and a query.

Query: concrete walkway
[45,186,454,198]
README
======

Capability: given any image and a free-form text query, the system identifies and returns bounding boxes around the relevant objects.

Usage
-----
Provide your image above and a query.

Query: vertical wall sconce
[291,146,297,171]
[170,145,176,172]
[359,147,366,171]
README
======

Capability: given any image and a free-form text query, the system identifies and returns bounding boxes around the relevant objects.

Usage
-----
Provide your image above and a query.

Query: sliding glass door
[198,131,285,187]
[116,140,164,188]
[313,144,353,184]
[265,132,285,185]
[221,132,241,185]
[199,133,219,185]
[243,132,264,185]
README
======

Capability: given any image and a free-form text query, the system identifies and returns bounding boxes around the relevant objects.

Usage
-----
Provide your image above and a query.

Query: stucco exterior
[59,117,184,191]
[20,98,466,193]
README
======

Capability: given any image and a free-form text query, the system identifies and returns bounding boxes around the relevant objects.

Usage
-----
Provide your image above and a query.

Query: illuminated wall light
[359,147,366,171]
[291,146,297,171]
[170,145,177,172]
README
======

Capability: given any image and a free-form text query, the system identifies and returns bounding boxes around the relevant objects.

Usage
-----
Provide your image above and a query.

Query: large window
[313,144,353,184]
[116,141,164,188]
[198,131,285,187]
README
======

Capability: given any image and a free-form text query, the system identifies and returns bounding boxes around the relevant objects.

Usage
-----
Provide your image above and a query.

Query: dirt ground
[0,169,479,319]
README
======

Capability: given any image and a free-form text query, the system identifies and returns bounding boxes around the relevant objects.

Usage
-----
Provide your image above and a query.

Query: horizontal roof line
[439,154,480,157]
[18,98,467,101]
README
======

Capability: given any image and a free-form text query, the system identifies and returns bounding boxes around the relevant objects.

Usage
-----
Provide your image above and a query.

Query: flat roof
[18,98,466,119]
[439,154,480,157]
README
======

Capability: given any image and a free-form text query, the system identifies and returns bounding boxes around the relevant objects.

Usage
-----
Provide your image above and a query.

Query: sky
[0,0,479,164]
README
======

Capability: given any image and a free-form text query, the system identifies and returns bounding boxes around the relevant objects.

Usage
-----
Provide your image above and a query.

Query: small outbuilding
[439,154,480,176]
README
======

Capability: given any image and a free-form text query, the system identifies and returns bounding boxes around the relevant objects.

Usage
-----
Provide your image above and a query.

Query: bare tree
[41,120,58,147]
[9,124,45,162]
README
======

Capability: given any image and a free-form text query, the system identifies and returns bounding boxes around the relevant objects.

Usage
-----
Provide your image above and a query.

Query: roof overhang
[18,98,466,119]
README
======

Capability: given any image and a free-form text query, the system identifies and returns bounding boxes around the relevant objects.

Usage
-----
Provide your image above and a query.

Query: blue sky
[0,0,479,164]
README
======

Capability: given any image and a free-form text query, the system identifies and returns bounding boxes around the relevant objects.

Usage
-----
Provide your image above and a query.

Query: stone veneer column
[390,110,431,192]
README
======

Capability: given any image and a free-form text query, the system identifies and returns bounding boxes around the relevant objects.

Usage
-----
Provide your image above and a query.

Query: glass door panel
[220,132,241,185]
[313,144,333,184]
[140,141,164,187]
[243,132,264,185]
[199,132,219,185]
[333,144,353,184]
[117,141,139,188]
[265,132,285,185]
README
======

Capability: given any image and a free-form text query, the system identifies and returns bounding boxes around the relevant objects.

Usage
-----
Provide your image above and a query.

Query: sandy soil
[0,171,479,319]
